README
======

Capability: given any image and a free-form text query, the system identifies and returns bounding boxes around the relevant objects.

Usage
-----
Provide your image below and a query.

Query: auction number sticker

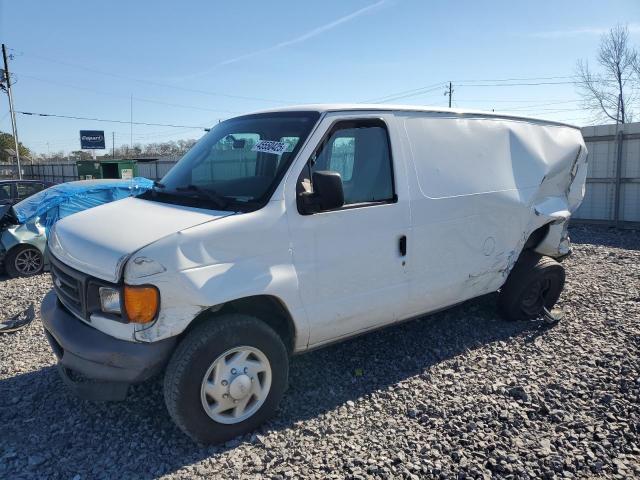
[252,140,289,155]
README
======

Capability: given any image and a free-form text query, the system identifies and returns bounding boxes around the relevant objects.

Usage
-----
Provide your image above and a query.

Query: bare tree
[576,24,638,124]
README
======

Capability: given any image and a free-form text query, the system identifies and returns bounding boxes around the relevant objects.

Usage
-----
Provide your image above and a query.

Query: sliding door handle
[399,235,407,256]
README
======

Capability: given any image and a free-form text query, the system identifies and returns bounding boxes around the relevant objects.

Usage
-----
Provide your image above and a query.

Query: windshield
[146,111,320,211]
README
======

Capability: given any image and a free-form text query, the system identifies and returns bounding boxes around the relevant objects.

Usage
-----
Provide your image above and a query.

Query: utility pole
[445,82,453,108]
[1,44,22,179]
[130,95,133,157]
[112,131,115,158]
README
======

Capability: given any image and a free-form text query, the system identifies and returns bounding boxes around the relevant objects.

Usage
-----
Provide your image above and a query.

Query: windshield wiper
[174,184,231,210]
[153,180,166,189]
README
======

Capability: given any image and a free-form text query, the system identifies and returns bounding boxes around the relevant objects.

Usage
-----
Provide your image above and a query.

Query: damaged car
[40,105,588,444]
[0,179,53,206]
[1,178,153,278]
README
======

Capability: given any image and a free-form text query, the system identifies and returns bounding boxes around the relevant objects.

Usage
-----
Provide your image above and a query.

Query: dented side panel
[399,113,586,318]
[124,200,309,350]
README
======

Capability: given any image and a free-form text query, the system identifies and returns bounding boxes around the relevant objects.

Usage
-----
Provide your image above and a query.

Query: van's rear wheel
[164,314,288,444]
[498,253,565,321]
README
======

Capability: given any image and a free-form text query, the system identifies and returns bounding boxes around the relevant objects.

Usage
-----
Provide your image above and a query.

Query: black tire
[5,245,44,278]
[164,314,289,444]
[498,252,565,321]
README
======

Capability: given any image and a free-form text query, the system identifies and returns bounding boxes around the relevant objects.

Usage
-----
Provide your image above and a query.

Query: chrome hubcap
[15,248,43,275]
[200,346,271,424]
[229,374,252,399]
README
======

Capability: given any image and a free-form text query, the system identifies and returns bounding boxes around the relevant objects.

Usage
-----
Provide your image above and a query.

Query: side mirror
[299,170,345,214]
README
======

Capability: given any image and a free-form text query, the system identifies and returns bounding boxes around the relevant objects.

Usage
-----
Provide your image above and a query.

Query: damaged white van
[41,105,587,443]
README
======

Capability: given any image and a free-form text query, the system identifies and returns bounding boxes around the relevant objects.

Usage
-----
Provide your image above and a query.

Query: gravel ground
[0,225,638,479]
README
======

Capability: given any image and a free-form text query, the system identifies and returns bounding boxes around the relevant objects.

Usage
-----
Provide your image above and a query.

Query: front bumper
[41,290,177,400]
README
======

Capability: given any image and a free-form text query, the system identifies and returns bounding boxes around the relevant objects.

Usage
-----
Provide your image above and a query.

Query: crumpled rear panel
[400,112,587,315]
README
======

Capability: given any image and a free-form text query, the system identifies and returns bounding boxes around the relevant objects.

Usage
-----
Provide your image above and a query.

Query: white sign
[252,140,288,155]
[120,168,133,180]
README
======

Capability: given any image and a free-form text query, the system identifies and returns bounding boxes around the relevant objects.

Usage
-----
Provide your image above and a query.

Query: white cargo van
[42,105,587,443]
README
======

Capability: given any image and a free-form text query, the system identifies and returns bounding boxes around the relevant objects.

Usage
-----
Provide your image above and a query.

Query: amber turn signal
[124,285,159,324]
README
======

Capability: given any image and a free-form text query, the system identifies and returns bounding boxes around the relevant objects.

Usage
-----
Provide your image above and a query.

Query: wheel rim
[200,346,272,425]
[521,276,552,316]
[14,248,43,275]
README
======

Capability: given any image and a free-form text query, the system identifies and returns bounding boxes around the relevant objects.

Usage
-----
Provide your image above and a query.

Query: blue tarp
[12,178,154,233]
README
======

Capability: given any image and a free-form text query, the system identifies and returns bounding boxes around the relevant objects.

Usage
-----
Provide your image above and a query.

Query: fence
[573,122,640,227]
[25,163,79,183]
[0,159,179,183]
[1,121,639,226]
[132,160,179,180]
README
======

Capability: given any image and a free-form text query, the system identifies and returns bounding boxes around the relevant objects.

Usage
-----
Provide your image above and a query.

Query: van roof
[247,104,580,129]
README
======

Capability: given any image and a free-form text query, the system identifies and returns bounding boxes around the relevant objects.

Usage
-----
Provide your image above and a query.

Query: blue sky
[1,0,638,156]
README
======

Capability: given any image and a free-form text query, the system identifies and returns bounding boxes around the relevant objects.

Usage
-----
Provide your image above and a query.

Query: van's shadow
[0,294,550,479]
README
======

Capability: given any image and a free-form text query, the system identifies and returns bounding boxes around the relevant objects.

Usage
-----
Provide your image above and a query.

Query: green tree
[0,131,31,162]
[70,150,93,160]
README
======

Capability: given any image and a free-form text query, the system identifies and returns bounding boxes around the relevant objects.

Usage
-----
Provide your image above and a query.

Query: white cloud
[220,0,388,66]
[528,22,640,39]
[178,1,389,81]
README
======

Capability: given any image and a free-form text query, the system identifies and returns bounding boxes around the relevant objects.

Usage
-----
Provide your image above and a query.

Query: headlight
[99,287,122,314]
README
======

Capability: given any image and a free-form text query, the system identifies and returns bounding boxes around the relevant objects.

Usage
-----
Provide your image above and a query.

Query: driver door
[286,114,411,347]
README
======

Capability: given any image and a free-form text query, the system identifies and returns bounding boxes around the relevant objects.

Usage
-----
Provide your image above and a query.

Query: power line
[454,75,575,83]
[454,80,578,87]
[133,96,240,114]
[15,72,243,114]
[16,110,209,129]
[362,82,444,103]
[455,98,581,104]
[377,89,445,103]
[11,49,294,104]
[362,74,634,105]
[500,108,588,116]
[499,105,586,113]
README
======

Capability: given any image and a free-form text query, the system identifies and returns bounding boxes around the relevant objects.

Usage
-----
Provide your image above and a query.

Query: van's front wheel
[498,253,565,321]
[164,314,288,444]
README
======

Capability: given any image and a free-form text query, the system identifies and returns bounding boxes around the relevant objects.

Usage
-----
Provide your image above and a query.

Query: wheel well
[523,223,551,251]
[185,295,296,353]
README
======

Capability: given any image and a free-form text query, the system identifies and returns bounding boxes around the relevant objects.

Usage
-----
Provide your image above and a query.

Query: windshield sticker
[252,140,289,155]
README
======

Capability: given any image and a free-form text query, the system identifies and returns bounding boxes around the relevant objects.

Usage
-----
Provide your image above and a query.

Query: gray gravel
[1,225,639,479]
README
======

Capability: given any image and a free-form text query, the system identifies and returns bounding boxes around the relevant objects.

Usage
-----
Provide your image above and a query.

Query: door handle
[399,235,407,256]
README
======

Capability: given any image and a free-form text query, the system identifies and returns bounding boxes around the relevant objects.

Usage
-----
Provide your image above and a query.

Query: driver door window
[307,119,395,206]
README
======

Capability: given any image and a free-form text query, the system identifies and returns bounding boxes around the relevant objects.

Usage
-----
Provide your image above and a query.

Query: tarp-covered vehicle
[0,178,153,278]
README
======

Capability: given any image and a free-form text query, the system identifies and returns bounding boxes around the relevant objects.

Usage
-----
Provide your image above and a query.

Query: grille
[50,254,86,319]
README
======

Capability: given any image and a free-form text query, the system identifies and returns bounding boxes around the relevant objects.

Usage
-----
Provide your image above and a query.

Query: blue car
[0,178,153,277]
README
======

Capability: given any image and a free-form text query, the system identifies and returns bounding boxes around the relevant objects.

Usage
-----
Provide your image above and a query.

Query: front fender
[124,202,309,350]
[132,257,303,345]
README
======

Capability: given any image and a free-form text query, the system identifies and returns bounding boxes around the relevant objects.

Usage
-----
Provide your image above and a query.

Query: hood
[49,197,234,282]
